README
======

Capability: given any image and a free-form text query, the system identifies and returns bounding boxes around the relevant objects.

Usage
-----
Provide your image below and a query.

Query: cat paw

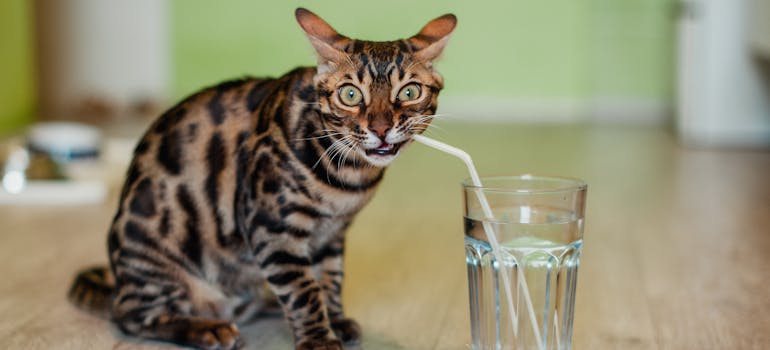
[296,338,343,350]
[186,321,244,350]
[331,318,362,345]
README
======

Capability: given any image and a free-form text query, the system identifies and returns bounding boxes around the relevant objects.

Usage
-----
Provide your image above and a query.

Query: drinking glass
[464,175,587,350]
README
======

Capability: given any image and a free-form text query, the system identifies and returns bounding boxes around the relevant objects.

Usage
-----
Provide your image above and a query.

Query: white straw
[413,134,544,350]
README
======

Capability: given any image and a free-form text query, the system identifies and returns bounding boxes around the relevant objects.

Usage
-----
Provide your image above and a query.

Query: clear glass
[463,175,587,350]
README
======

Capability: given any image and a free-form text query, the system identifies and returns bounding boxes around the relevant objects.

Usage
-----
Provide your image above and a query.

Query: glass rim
[461,174,587,194]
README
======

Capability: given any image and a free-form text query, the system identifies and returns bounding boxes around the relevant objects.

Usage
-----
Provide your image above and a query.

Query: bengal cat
[68,8,455,350]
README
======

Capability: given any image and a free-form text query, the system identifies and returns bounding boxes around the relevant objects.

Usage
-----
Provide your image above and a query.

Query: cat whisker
[418,114,446,119]
[312,148,333,170]
[408,121,446,139]
[293,132,344,142]
[409,120,441,135]
[293,128,344,142]
[410,121,435,129]
[409,119,439,130]
[336,145,347,170]
[329,139,349,168]
[413,113,448,122]
[408,116,445,131]
[409,117,436,127]
[339,137,359,169]
[318,135,355,170]
[312,136,346,169]
[412,113,448,125]
[412,121,445,132]
[338,138,359,169]
[333,138,350,169]
[415,113,454,127]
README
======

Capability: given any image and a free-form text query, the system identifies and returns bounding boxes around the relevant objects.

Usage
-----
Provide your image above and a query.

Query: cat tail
[68,265,114,318]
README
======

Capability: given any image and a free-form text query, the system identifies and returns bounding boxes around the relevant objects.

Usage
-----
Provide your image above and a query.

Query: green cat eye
[338,85,363,106]
[397,83,421,102]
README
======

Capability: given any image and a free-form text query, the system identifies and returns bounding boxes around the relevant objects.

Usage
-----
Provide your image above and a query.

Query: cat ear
[295,8,350,66]
[409,14,457,62]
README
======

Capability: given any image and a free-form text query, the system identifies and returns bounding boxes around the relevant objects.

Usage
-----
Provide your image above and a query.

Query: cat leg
[315,240,362,345]
[112,282,243,350]
[261,252,342,350]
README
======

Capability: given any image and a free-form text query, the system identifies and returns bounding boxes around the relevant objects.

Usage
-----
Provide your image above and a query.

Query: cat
[68,8,455,350]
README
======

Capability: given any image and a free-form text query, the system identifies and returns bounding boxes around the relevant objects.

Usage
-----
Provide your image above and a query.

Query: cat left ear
[409,14,457,62]
[295,8,350,66]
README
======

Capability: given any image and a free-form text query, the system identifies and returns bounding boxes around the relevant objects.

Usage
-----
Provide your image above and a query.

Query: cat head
[296,8,456,167]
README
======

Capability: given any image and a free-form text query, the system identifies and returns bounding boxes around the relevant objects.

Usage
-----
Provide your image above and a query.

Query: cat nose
[368,123,391,139]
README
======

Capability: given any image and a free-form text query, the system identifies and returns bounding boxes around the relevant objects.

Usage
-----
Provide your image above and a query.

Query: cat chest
[318,189,376,216]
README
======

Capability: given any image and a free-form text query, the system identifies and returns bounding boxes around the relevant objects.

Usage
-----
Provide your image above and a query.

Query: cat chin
[361,153,399,167]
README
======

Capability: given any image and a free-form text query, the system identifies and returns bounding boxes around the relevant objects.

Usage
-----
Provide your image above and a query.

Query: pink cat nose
[368,124,391,139]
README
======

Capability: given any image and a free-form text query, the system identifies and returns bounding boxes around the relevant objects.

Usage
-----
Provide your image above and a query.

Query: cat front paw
[331,318,362,345]
[186,320,244,350]
[296,338,343,350]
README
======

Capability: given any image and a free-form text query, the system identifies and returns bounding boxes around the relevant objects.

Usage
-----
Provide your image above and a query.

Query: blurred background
[1,2,770,348]
[2,0,769,204]
[2,0,769,141]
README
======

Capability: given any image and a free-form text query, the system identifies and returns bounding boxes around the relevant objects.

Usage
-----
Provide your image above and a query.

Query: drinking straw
[413,134,544,350]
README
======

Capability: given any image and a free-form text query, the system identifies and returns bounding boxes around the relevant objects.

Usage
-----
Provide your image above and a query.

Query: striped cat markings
[68,8,455,350]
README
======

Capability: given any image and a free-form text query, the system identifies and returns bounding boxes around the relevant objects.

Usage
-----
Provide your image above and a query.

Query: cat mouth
[365,141,405,157]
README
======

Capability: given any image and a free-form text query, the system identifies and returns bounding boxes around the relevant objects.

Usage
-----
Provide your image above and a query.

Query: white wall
[35,0,169,120]
[677,0,770,148]
[749,0,770,59]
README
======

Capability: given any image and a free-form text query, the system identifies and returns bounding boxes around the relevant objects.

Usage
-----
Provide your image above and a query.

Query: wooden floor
[1,123,769,349]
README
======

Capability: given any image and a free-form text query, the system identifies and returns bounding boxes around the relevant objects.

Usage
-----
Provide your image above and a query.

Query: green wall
[0,0,34,135]
[588,0,675,99]
[0,1,675,133]
[172,0,591,98]
[171,0,675,101]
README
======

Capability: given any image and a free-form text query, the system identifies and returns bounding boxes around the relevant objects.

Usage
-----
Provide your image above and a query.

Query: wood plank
[1,124,768,349]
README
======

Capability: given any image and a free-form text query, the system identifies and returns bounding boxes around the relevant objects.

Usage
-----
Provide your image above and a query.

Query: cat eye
[338,85,363,106]
[397,83,421,102]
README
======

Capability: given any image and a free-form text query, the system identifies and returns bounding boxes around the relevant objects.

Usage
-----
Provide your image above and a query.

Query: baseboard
[589,97,672,124]
[678,125,770,148]
[437,95,670,124]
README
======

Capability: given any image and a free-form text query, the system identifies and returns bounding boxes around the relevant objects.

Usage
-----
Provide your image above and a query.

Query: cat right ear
[409,14,457,63]
[295,8,350,67]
